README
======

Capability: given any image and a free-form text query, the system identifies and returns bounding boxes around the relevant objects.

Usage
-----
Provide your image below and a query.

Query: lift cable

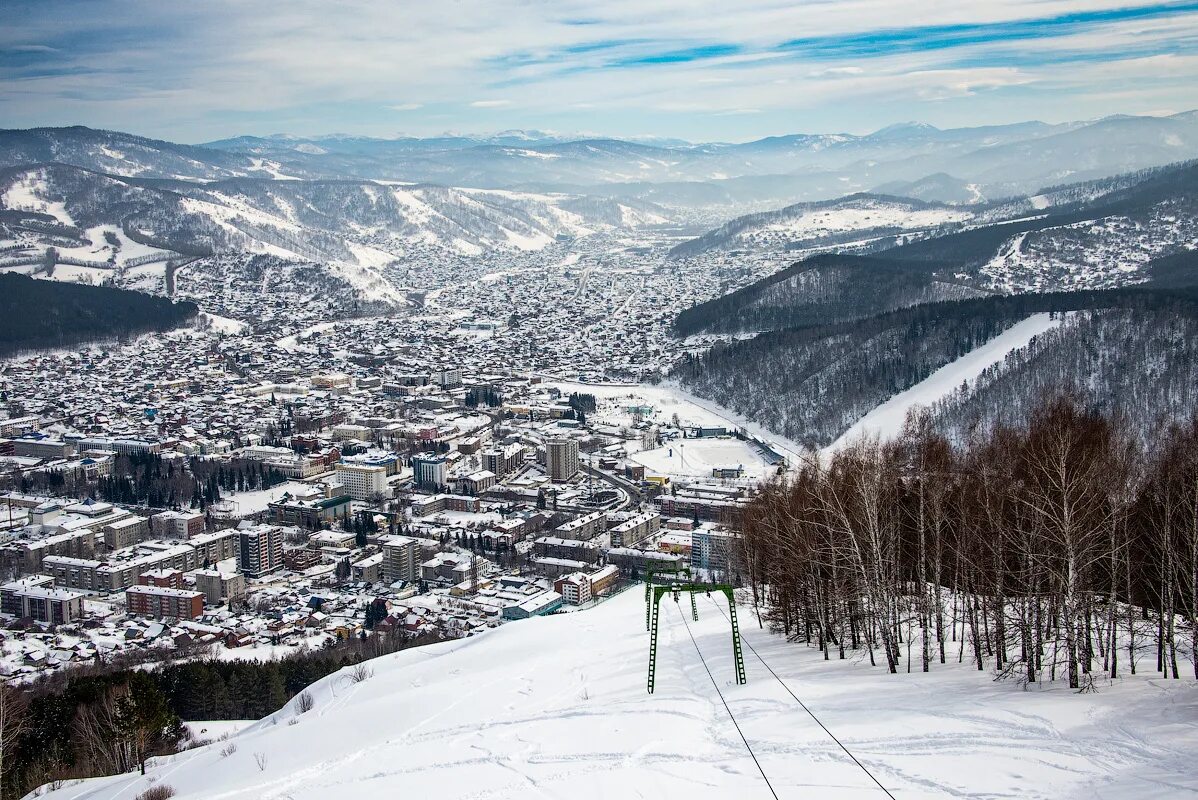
[676,602,781,800]
[706,597,897,800]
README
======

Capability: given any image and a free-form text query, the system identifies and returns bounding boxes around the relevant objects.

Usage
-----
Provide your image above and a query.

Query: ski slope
[828,313,1064,451]
[38,589,1198,800]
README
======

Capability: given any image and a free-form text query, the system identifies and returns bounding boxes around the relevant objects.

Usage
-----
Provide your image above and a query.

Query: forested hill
[674,160,1198,337]
[672,286,1198,448]
[0,273,198,357]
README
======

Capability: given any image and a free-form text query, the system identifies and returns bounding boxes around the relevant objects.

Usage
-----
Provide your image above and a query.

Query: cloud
[2,0,1197,140]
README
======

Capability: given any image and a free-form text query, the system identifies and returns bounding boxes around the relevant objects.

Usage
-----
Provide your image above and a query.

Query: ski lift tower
[643,572,747,694]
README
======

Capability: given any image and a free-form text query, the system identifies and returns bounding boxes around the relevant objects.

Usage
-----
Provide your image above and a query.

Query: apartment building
[691,527,739,573]
[381,535,420,583]
[554,510,605,541]
[150,510,205,539]
[42,542,198,593]
[193,569,246,605]
[546,438,579,482]
[190,529,239,565]
[102,515,150,551]
[608,511,660,548]
[237,525,285,578]
[482,442,525,478]
[10,585,85,624]
[126,584,204,620]
[553,572,592,605]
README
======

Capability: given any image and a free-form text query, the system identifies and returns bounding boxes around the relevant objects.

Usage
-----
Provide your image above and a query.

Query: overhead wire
[705,596,897,800]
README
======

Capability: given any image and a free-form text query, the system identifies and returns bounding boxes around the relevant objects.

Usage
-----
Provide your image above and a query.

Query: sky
[2,0,1198,143]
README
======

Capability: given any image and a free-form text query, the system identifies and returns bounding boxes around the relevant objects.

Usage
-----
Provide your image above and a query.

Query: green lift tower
[645,579,746,694]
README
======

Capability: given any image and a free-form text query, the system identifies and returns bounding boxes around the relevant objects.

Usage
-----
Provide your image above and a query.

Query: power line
[706,597,897,800]
[676,602,780,800]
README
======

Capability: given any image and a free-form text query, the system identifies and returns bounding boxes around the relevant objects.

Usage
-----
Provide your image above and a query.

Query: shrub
[135,786,176,800]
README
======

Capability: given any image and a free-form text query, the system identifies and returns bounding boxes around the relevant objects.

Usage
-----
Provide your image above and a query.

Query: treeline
[675,286,1198,448]
[0,272,197,357]
[7,453,289,511]
[738,395,1198,688]
[1,631,441,798]
[931,309,1198,446]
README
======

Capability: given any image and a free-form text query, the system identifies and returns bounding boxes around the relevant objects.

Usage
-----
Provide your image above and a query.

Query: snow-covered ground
[184,720,255,742]
[827,314,1064,452]
[39,589,1198,800]
[218,481,318,515]
[547,379,809,467]
[632,438,774,480]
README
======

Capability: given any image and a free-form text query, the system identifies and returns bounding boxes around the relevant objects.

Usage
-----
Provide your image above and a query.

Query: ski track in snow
[41,590,1198,800]
[827,313,1064,452]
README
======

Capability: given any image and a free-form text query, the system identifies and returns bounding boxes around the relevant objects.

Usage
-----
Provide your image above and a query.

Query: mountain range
[3,112,1197,210]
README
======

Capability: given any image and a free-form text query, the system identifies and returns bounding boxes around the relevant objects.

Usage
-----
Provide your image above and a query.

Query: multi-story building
[126,585,204,620]
[70,436,161,455]
[0,575,54,615]
[138,568,184,589]
[268,495,352,529]
[409,493,481,517]
[334,462,389,501]
[12,438,74,459]
[0,528,97,575]
[381,535,420,584]
[532,536,600,564]
[553,572,592,605]
[8,584,85,625]
[351,552,384,583]
[102,516,150,551]
[410,454,448,490]
[589,564,619,596]
[190,529,239,566]
[150,510,206,539]
[457,470,496,495]
[482,442,525,477]
[546,438,579,482]
[608,511,660,548]
[238,525,285,578]
[555,510,605,541]
[193,569,246,605]
[283,547,322,571]
[42,542,199,593]
[691,527,739,573]
[0,415,40,437]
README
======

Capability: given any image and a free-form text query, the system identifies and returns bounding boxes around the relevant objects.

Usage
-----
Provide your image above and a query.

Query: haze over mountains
[3,111,1197,210]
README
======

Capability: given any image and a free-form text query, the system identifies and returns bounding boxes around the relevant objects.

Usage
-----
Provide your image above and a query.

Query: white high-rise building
[334,462,389,500]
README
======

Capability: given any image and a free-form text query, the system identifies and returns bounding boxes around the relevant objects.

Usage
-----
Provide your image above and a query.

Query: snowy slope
[827,313,1064,451]
[37,589,1198,800]
[669,195,974,258]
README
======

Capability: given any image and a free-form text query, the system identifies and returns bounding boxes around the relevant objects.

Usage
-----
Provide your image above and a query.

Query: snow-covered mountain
[0,126,276,180]
[29,589,1195,800]
[0,163,671,301]
[4,112,1198,210]
[668,194,977,259]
